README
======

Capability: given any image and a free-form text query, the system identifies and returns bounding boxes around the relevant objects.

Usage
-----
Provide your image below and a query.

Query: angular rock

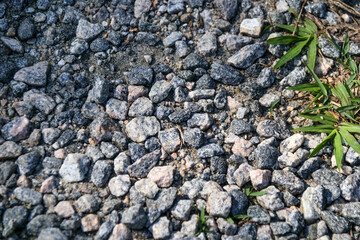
[163,31,183,47]
[215,0,238,20]
[108,175,131,197]
[272,169,305,195]
[91,160,112,187]
[256,120,291,140]
[17,18,36,40]
[13,187,42,205]
[59,153,90,183]
[320,211,349,234]
[280,67,307,86]
[76,19,104,41]
[128,150,161,178]
[183,53,209,70]
[70,39,88,55]
[127,66,153,86]
[14,61,48,87]
[210,62,243,86]
[135,178,159,199]
[1,36,23,53]
[0,141,22,160]
[125,116,160,142]
[230,119,254,135]
[227,43,266,69]
[240,18,263,37]
[2,206,28,237]
[197,32,217,56]
[159,128,181,153]
[1,117,30,142]
[340,173,360,201]
[16,152,40,175]
[149,217,171,239]
[23,89,56,115]
[106,98,129,120]
[256,186,284,211]
[122,204,147,229]
[207,191,232,217]
[197,143,224,158]
[149,80,172,103]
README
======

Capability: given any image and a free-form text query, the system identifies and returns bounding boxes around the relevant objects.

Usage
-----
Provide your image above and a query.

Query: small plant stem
[292,0,307,35]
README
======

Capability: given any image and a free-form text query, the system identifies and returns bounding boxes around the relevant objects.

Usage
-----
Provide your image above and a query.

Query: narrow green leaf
[262,24,275,34]
[309,129,336,157]
[343,33,350,56]
[249,190,268,197]
[302,104,332,114]
[270,99,280,116]
[346,74,356,86]
[267,36,308,45]
[200,207,205,220]
[336,105,357,112]
[305,62,328,97]
[339,127,360,154]
[303,93,323,112]
[334,131,343,171]
[273,24,310,37]
[342,111,358,122]
[274,37,310,69]
[299,113,337,124]
[307,35,318,70]
[304,18,318,33]
[226,217,235,224]
[286,83,322,92]
[292,125,335,133]
[340,122,360,133]
[349,58,358,74]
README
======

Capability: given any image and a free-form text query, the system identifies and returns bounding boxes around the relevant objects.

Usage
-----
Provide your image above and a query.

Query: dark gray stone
[227,43,267,69]
[13,187,42,205]
[230,119,254,135]
[128,150,161,178]
[197,144,224,158]
[14,61,49,87]
[128,66,153,86]
[135,32,160,46]
[90,38,110,52]
[247,205,270,224]
[122,204,147,229]
[168,0,185,14]
[256,120,291,140]
[76,19,104,41]
[184,128,203,148]
[2,206,28,237]
[91,160,112,187]
[210,62,244,86]
[297,157,322,179]
[254,145,280,170]
[215,0,238,20]
[18,18,36,40]
[169,109,192,123]
[183,53,209,70]
[320,211,349,234]
[16,152,41,175]
[272,169,305,195]
[26,214,61,235]
[312,168,345,186]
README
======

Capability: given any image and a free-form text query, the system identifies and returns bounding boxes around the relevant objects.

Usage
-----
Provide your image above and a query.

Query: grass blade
[233,215,249,220]
[307,35,318,70]
[334,131,343,171]
[287,83,325,92]
[270,99,280,116]
[274,37,310,69]
[304,18,318,33]
[342,32,350,56]
[309,129,336,157]
[305,62,328,97]
[292,125,335,133]
[299,113,337,124]
[226,217,235,224]
[267,36,308,45]
[339,127,360,154]
[340,123,360,133]
[302,104,332,114]
[249,190,267,197]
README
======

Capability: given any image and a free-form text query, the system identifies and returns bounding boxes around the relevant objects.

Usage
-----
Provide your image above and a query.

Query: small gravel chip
[122,204,147,230]
[128,150,161,178]
[76,19,104,41]
[149,80,173,103]
[125,116,160,142]
[171,199,193,220]
[158,128,181,153]
[240,18,263,37]
[230,119,255,135]
[149,216,171,239]
[135,178,159,199]
[1,116,30,142]
[147,166,174,188]
[227,43,266,69]
[207,191,232,217]
[91,160,112,187]
[38,228,67,240]
[210,62,244,86]
[13,187,42,205]
[14,61,49,87]
[108,175,131,197]
[197,143,224,158]
[59,153,90,183]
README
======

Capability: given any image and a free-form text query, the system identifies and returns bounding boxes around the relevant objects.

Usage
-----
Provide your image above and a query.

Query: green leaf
[336,105,357,112]
[292,125,335,133]
[286,83,328,92]
[349,58,358,74]
[200,207,205,221]
[339,122,360,133]
[334,131,343,171]
[273,24,311,37]
[233,215,249,220]
[299,113,337,125]
[302,104,332,114]
[248,190,268,197]
[305,62,328,97]
[303,93,324,112]
[267,36,308,45]
[342,33,350,56]
[346,74,356,87]
[309,129,336,157]
[307,35,318,70]
[226,217,235,224]
[304,18,318,33]
[339,127,360,154]
[325,34,341,52]
[274,37,310,69]
[270,99,280,116]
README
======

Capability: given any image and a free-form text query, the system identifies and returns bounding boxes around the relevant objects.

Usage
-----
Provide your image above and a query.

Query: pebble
[81,214,100,232]
[59,154,90,183]
[1,116,30,142]
[122,204,147,229]
[135,178,159,199]
[207,191,232,217]
[54,201,75,218]
[240,18,263,37]
[0,36,23,53]
[227,43,267,69]
[149,217,171,239]
[76,19,104,41]
[210,62,244,86]
[125,116,160,142]
[159,128,181,153]
[108,175,131,197]
[197,32,217,56]
[14,61,49,87]
[13,187,42,205]
[256,120,291,139]
[128,150,161,178]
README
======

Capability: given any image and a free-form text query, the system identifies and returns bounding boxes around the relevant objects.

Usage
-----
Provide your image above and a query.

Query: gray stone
[38,228,67,240]
[42,128,61,145]
[14,61,48,87]
[227,189,248,216]
[149,217,171,239]
[128,150,161,178]
[215,0,238,20]
[91,160,112,187]
[227,43,267,69]
[189,89,215,100]
[0,161,17,184]
[305,2,327,18]
[183,53,209,70]
[259,93,280,108]
[2,206,28,237]
[13,187,42,205]
[280,67,307,86]
[197,143,224,158]
[146,187,177,213]
[59,153,90,182]
[197,32,217,56]
[76,19,104,41]
[16,152,40,175]
[108,175,131,197]
[18,18,36,40]
[128,66,153,86]
[345,146,360,166]
[233,163,254,187]
[256,120,291,140]
[90,116,119,142]
[240,18,263,37]
[159,128,181,153]
[135,178,159,199]
[184,128,203,148]
[70,39,89,55]
[187,113,213,130]
[135,32,160,45]
[167,0,185,14]
[320,211,349,234]
[254,144,280,170]
[207,191,232,217]
[175,41,191,57]
[26,214,61,235]
[89,76,110,104]
[75,194,100,213]
[257,186,284,211]
[129,97,153,117]
[230,119,254,135]
[312,168,345,186]
[104,99,128,120]
[100,142,119,159]
[114,152,130,174]
[0,141,21,160]
[272,169,305,195]
[168,109,192,123]
[0,60,16,83]
[1,117,30,142]
[171,199,193,220]
[163,31,183,47]
[134,0,152,18]
[270,222,291,236]
[23,89,56,115]
[341,202,360,225]
[1,36,23,53]
[122,204,147,229]
[149,80,172,103]
[257,68,275,88]
[280,134,304,153]
[247,205,270,224]
[90,38,110,52]
[125,116,160,142]
[210,62,243,86]
[297,157,322,179]
[181,214,198,236]
[340,173,360,201]
[217,218,238,235]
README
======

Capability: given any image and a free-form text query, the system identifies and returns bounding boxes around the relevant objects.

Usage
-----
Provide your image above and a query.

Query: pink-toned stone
[227,96,241,111]
[109,223,132,240]
[17,175,32,188]
[233,163,254,188]
[147,166,174,188]
[114,84,128,101]
[81,214,100,232]
[27,129,42,146]
[231,138,255,157]
[54,148,66,159]
[40,176,58,193]
[2,117,30,142]
[185,82,195,90]
[257,225,272,239]
[54,201,75,218]
[249,169,272,190]
[128,85,148,102]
